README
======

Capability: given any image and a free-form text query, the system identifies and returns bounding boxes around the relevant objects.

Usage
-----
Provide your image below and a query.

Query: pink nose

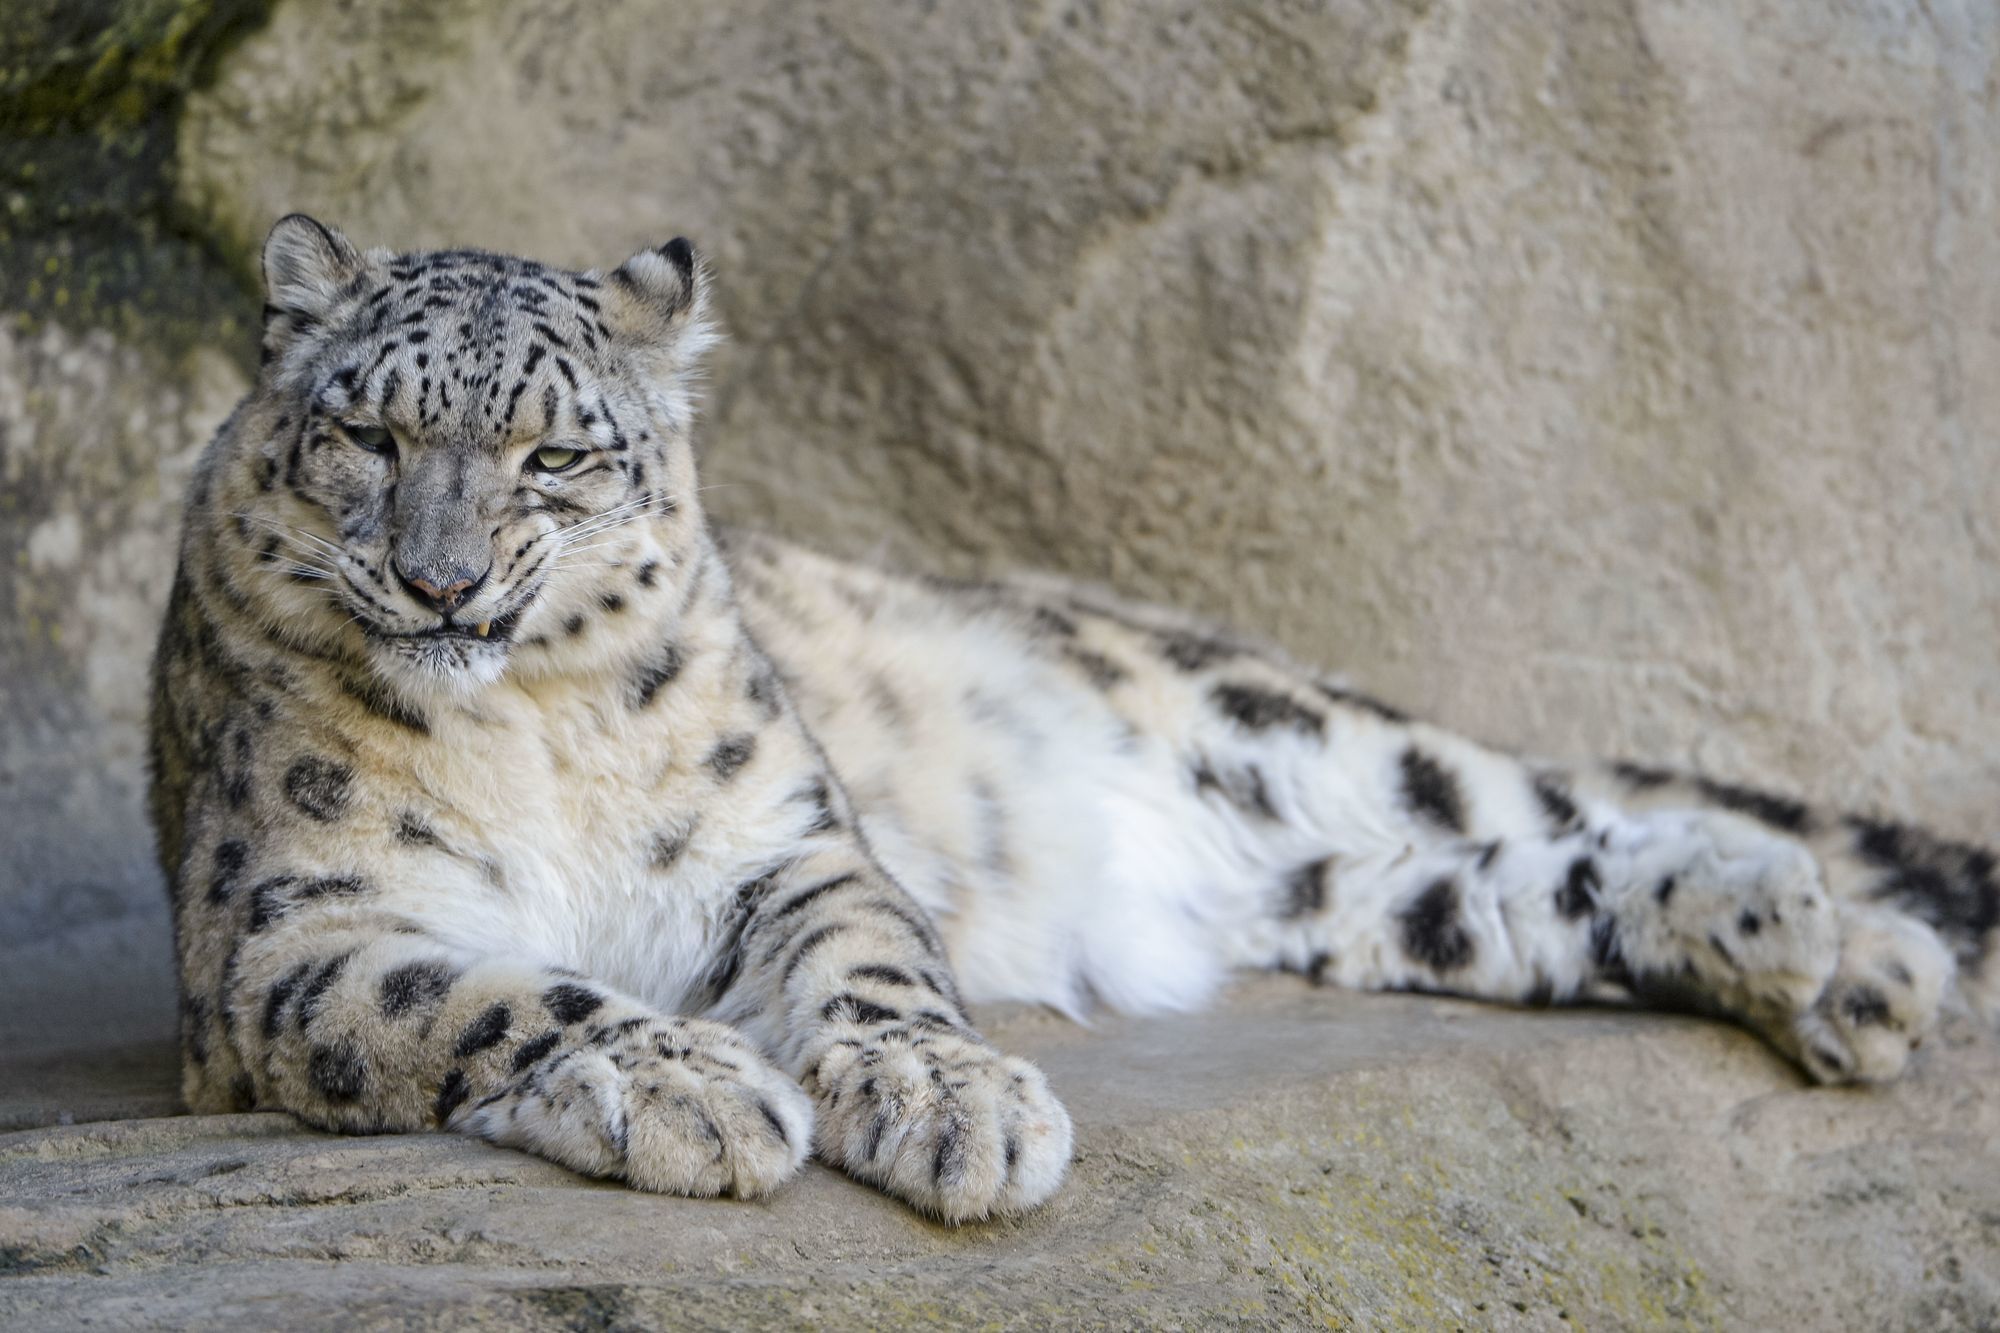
[408,575,473,609]
[395,563,485,614]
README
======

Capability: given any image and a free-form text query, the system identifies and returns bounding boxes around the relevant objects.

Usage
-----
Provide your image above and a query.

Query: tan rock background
[3,0,1997,1054]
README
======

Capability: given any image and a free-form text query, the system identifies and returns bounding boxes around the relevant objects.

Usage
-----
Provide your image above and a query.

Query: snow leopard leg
[214,901,815,1198]
[1037,595,1963,1084]
[700,838,1074,1223]
[1206,699,1959,1083]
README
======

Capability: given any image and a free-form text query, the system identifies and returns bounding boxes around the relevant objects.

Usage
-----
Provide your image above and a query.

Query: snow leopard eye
[527,445,583,474]
[342,421,395,456]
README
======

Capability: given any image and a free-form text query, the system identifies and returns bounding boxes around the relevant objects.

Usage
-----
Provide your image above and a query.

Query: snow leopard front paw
[807,1023,1073,1223]
[456,1015,813,1198]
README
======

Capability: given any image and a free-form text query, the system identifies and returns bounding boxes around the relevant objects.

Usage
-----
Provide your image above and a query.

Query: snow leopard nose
[394,559,488,615]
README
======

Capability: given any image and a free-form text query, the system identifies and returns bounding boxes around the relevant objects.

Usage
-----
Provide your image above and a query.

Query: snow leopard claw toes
[459,1017,814,1199]
[1785,902,1950,1085]
[808,1026,1073,1223]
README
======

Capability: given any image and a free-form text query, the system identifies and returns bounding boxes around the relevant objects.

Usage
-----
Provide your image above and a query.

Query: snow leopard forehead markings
[296,249,629,468]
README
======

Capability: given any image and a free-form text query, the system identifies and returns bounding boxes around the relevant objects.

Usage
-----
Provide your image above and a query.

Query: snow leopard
[146,214,1996,1222]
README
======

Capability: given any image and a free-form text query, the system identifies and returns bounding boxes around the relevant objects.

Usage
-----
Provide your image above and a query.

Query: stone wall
[3,0,1997,1054]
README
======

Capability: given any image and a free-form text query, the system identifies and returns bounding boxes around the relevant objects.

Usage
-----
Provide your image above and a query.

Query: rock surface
[5,979,1999,1330]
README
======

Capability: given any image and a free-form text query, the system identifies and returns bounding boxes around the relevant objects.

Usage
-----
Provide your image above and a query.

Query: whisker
[553,495,657,530]
[550,511,652,546]
[530,494,674,549]
[232,510,346,559]
[264,532,338,562]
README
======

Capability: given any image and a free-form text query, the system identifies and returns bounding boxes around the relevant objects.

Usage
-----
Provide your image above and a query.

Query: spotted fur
[151,218,1996,1225]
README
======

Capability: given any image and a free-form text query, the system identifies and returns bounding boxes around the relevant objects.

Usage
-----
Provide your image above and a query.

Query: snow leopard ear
[603,237,719,374]
[260,214,365,365]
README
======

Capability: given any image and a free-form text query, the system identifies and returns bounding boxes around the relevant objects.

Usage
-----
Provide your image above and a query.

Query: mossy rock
[0,0,274,359]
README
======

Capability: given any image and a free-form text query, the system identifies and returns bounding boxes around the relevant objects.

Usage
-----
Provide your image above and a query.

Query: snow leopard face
[224,215,716,696]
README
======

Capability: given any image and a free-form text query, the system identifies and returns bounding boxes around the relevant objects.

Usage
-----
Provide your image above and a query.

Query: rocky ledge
[2,978,1996,1330]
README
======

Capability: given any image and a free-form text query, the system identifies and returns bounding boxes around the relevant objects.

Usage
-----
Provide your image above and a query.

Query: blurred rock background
[3,0,1997,1058]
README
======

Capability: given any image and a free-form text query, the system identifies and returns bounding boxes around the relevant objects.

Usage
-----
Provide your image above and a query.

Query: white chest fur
[362,673,789,1015]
